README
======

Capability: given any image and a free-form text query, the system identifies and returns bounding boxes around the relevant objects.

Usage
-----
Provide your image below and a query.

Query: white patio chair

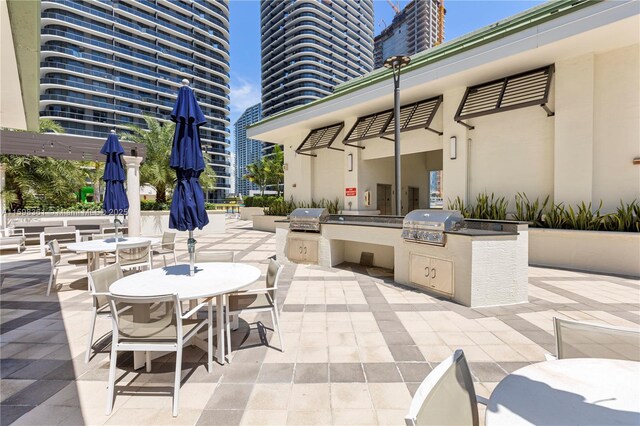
[115,241,152,272]
[226,259,284,357]
[553,317,640,361]
[405,349,487,426]
[0,228,26,253]
[153,231,178,266]
[105,293,210,417]
[91,233,122,266]
[195,250,235,263]
[46,240,62,296]
[85,263,123,363]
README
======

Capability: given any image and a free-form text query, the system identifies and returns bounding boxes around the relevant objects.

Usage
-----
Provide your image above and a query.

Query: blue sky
[228,0,546,128]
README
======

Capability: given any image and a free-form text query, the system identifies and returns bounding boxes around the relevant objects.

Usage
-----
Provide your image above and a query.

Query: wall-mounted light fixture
[450,136,457,160]
[347,153,353,172]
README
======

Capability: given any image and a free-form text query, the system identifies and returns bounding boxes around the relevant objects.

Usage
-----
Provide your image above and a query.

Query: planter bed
[253,215,286,233]
[529,228,640,277]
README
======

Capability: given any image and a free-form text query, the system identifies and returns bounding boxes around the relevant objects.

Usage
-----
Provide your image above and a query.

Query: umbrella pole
[188,230,196,276]
[113,214,119,242]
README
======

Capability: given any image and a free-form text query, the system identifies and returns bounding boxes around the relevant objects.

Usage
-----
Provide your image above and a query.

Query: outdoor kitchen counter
[276,219,529,308]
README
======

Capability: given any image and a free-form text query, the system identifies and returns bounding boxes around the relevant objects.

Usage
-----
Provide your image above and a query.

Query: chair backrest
[266,259,284,300]
[161,231,177,249]
[554,317,640,361]
[44,225,76,234]
[101,224,128,235]
[108,293,181,343]
[405,349,479,426]
[88,263,123,308]
[92,233,123,241]
[195,251,234,263]
[116,241,151,267]
[48,240,61,266]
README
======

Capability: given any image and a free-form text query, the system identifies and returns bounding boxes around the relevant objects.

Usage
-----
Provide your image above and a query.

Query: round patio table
[109,262,261,370]
[67,236,159,271]
[485,358,640,425]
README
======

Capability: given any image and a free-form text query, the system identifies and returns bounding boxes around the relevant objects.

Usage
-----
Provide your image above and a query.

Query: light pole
[383,55,411,216]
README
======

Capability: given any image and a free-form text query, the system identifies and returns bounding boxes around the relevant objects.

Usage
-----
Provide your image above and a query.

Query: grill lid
[403,210,464,231]
[289,208,329,222]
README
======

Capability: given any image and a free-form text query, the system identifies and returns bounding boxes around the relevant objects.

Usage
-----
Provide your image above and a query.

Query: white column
[441,87,470,205]
[123,156,142,237]
[0,163,6,233]
[554,54,595,205]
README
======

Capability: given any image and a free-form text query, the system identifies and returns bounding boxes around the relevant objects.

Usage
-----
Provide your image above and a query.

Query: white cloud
[230,78,261,115]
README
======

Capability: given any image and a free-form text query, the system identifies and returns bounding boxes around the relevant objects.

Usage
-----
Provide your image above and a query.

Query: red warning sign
[345,187,357,196]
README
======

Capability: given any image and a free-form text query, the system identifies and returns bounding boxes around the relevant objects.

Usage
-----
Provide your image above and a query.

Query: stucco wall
[280,43,639,214]
[467,106,555,205]
[311,145,344,202]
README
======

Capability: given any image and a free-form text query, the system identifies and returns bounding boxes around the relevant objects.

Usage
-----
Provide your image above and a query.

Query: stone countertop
[445,228,519,237]
[324,220,402,229]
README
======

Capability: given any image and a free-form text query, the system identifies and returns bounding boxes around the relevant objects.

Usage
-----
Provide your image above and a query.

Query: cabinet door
[430,258,453,295]
[410,253,431,288]
[288,239,305,261]
[303,240,318,263]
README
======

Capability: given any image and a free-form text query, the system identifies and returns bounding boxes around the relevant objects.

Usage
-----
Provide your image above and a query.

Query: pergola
[0,129,146,161]
[0,130,147,236]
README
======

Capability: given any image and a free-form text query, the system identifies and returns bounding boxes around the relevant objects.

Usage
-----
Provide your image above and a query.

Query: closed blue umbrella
[101,130,129,240]
[169,79,209,275]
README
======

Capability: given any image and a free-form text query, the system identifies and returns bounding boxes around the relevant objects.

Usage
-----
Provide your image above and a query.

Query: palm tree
[1,119,84,209]
[39,118,65,134]
[124,116,216,203]
[2,155,85,209]
[244,161,268,196]
[124,116,174,204]
[264,145,284,196]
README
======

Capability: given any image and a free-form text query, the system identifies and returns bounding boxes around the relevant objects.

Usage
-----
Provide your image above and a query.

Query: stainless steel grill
[289,208,329,232]
[402,210,464,246]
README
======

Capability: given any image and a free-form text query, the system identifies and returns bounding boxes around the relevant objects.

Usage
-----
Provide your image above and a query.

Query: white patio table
[67,236,159,271]
[485,358,640,425]
[109,262,260,371]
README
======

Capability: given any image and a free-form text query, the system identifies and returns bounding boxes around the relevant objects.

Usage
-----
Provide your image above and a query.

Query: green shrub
[513,193,549,227]
[564,201,606,231]
[540,203,565,229]
[141,200,169,211]
[603,200,640,232]
[263,197,341,216]
[446,196,471,218]
[468,192,508,220]
[264,197,297,216]
[245,195,280,208]
[296,198,341,214]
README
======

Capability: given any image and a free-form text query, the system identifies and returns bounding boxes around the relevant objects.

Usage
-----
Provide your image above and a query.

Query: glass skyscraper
[234,103,264,196]
[373,0,441,69]
[260,0,375,117]
[39,0,231,201]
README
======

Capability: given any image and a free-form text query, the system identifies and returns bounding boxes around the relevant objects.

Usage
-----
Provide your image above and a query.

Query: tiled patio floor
[1,218,639,425]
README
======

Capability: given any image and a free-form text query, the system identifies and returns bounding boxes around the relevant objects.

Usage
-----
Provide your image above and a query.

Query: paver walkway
[1,218,639,425]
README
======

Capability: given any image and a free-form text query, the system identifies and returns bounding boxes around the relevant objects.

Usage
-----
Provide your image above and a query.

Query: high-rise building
[39,0,231,201]
[373,0,442,69]
[260,0,375,117]
[234,103,264,196]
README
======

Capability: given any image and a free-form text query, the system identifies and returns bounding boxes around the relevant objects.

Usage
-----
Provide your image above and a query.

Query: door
[377,184,392,215]
[430,258,453,295]
[428,170,443,208]
[408,187,419,212]
[410,253,431,288]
